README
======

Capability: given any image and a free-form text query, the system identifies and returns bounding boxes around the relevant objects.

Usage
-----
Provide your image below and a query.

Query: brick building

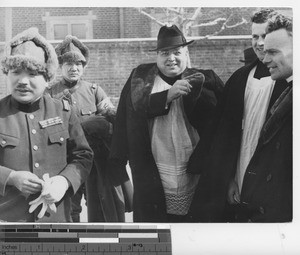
[0,7,292,105]
[0,7,256,41]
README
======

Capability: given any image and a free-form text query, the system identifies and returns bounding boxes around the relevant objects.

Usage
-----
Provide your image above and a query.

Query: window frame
[42,11,96,40]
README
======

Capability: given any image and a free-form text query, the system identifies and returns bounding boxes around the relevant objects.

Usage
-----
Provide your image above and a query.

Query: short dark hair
[251,9,275,23]
[266,14,293,36]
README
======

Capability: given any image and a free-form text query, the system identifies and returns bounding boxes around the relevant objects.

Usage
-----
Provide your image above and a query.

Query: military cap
[55,35,89,66]
[1,27,58,82]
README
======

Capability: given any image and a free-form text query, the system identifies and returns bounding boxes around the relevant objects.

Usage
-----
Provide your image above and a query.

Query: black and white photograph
[0,1,298,254]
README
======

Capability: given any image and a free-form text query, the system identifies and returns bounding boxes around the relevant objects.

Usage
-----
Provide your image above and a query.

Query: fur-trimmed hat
[55,35,89,66]
[1,27,58,82]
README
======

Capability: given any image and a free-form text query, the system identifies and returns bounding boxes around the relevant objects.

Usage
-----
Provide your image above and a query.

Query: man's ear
[185,47,189,56]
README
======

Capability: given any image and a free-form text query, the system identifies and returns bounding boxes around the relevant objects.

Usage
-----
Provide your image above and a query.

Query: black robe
[188,59,292,222]
[108,63,224,222]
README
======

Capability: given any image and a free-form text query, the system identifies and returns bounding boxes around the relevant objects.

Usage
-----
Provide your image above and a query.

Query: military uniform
[0,94,93,222]
[49,34,131,222]
[49,77,128,222]
[50,78,114,126]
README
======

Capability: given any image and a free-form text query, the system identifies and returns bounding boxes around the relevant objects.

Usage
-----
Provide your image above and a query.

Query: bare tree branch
[191,17,227,28]
[188,7,202,22]
[135,7,249,38]
[164,7,181,15]
[203,16,248,39]
[137,8,165,26]
[225,17,248,28]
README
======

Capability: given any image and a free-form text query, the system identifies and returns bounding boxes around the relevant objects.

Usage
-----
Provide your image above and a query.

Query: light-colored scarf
[150,75,200,215]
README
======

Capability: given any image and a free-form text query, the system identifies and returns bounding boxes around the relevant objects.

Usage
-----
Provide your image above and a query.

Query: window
[53,24,68,40]
[43,11,96,40]
[71,24,86,39]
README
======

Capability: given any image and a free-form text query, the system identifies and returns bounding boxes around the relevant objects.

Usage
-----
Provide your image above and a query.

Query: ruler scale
[0,224,172,254]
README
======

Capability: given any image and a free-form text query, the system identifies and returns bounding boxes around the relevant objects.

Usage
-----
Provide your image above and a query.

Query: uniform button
[89,111,92,114]
[33,145,38,151]
[1,140,6,145]
[29,114,34,120]
[60,137,64,142]
[73,101,76,104]
[266,174,272,182]
[32,129,37,134]
[259,206,265,214]
[34,163,40,168]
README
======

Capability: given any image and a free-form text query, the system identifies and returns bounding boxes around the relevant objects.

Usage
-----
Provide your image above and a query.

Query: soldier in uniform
[48,35,132,222]
[0,27,93,222]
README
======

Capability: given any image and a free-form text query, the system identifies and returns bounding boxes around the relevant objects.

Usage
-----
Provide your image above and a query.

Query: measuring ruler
[0,224,172,254]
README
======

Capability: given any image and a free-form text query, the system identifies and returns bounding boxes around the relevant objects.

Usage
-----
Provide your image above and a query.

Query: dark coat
[0,94,93,222]
[188,59,292,222]
[108,63,224,222]
[240,85,292,222]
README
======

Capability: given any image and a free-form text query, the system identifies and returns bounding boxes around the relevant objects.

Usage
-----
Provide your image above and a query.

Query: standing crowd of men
[0,9,292,223]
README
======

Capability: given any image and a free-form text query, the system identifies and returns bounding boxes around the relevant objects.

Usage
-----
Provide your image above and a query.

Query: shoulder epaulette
[62,99,71,111]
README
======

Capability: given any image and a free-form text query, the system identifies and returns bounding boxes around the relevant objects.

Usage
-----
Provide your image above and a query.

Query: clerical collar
[253,60,270,80]
[158,70,182,85]
[63,78,79,88]
[13,97,42,113]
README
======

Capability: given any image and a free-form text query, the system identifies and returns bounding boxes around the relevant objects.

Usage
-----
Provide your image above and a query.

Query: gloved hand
[41,175,69,204]
[28,174,57,219]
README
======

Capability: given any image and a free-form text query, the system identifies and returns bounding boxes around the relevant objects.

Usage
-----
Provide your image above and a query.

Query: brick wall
[93,8,120,39]
[11,7,48,38]
[123,8,151,38]
[0,7,161,40]
[0,7,292,42]
[0,44,6,97]
[0,9,5,42]
[0,38,251,106]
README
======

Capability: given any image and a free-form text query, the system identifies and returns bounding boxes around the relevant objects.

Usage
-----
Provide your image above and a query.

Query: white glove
[28,174,57,218]
[28,196,57,219]
[41,175,69,203]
